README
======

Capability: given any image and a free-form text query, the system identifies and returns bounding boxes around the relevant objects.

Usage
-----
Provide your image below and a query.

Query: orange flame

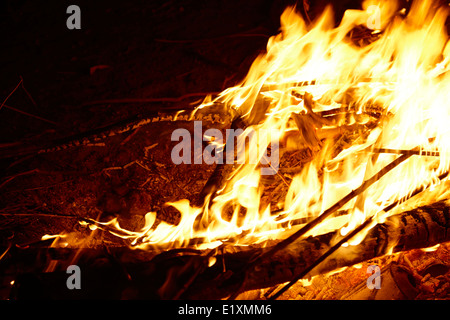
[83,0,450,250]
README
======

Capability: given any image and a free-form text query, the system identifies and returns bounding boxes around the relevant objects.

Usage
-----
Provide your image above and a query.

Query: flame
[421,243,441,252]
[83,0,450,251]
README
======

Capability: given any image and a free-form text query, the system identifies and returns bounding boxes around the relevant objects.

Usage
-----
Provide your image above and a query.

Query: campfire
[1,0,450,300]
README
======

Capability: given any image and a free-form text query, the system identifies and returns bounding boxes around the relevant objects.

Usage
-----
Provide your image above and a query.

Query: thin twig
[0,212,80,219]
[20,76,38,107]
[0,243,11,262]
[120,127,141,146]
[0,169,39,189]
[0,168,82,189]
[0,78,23,112]
[250,152,413,265]
[261,154,289,187]
[372,148,440,157]
[3,104,57,125]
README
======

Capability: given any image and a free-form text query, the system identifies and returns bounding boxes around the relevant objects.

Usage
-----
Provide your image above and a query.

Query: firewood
[195,116,246,206]
[372,148,440,157]
[240,152,413,276]
[183,200,450,299]
[266,171,450,299]
[6,200,450,299]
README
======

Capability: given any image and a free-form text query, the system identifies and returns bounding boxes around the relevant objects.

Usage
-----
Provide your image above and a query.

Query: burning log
[182,200,450,299]
[7,200,450,299]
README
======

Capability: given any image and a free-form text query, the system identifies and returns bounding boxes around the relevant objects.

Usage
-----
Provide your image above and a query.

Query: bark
[4,200,450,300]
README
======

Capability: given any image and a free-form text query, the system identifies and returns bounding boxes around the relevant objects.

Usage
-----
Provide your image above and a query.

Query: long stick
[247,152,413,268]
[0,78,23,112]
[269,211,376,299]
[372,148,440,157]
[2,104,57,125]
[225,151,413,299]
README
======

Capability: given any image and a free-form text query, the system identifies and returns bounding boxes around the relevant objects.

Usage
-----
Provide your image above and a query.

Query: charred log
[4,200,449,299]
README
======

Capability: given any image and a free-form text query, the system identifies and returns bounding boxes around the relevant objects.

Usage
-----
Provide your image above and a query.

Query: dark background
[0,0,363,145]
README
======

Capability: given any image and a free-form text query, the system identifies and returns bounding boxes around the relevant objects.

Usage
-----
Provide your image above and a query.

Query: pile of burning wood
[1,0,450,299]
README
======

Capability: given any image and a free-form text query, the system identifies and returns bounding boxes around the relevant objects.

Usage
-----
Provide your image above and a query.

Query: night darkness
[0,0,363,143]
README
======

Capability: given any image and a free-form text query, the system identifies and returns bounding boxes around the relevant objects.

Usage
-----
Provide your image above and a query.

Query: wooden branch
[195,116,246,206]
[2,104,57,125]
[183,200,450,299]
[240,152,413,276]
[6,200,450,299]
[268,170,450,299]
[372,148,440,157]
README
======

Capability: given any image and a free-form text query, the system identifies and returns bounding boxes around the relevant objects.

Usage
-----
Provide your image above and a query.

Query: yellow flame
[421,243,441,252]
[83,0,450,251]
